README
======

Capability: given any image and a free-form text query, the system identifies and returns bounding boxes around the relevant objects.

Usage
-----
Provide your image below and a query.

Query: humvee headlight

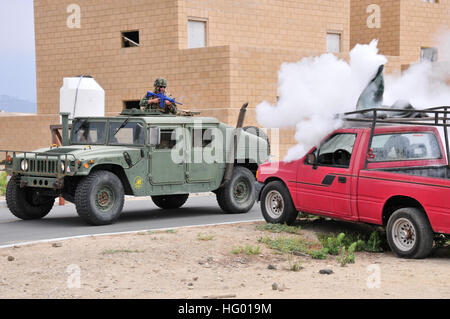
[20,159,29,171]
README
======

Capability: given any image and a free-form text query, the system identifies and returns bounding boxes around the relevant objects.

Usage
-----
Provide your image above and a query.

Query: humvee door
[148,126,186,185]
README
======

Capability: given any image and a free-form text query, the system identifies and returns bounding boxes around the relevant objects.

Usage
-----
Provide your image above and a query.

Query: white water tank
[59,76,105,122]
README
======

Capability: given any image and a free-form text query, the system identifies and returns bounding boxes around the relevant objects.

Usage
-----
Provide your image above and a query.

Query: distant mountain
[0,95,36,113]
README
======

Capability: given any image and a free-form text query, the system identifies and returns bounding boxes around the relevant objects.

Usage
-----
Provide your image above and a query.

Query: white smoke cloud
[257,32,450,162]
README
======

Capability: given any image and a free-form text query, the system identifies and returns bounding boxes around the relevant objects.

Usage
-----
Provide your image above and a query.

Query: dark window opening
[156,129,177,150]
[122,31,140,48]
[421,47,438,62]
[124,100,141,109]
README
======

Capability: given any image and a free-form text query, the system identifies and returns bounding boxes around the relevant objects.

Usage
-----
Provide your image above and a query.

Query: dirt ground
[1,218,449,299]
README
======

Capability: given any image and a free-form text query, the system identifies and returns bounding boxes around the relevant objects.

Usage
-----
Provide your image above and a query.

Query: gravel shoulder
[1,219,449,299]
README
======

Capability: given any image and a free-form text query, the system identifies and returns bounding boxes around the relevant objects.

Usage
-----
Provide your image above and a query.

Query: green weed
[259,236,310,255]
[257,223,301,234]
[197,233,215,241]
[231,244,261,255]
[337,242,357,266]
[0,172,7,196]
[102,249,145,255]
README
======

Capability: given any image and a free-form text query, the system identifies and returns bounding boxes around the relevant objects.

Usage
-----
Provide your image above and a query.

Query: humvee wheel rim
[392,218,416,251]
[96,186,115,212]
[233,179,250,203]
[265,190,284,219]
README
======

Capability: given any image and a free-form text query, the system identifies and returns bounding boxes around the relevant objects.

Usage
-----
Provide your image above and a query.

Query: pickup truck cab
[256,108,450,259]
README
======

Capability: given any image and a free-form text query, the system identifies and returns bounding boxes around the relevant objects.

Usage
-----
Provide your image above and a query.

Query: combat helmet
[154,78,167,88]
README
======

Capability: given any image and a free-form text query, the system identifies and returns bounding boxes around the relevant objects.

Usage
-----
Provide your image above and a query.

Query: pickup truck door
[297,132,358,217]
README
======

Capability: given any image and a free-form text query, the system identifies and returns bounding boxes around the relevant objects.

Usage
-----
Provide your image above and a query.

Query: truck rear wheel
[151,194,189,209]
[386,207,433,259]
[260,181,298,225]
[6,176,55,220]
[216,166,256,214]
[75,170,125,226]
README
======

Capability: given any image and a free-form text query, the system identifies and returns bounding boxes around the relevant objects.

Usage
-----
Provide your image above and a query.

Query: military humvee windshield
[71,120,107,145]
[109,121,145,145]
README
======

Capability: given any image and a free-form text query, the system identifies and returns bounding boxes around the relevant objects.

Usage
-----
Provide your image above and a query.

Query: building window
[122,31,140,48]
[421,47,438,62]
[326,33,341,53]
[422,0,438,3]
[188,19,207,48]
[124,100,141,109]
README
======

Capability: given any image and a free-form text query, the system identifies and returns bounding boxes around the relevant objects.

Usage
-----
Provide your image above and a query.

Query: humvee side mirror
[149,127,161,146]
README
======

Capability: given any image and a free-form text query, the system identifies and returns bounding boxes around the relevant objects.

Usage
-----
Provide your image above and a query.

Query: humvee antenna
[71,74,85,120]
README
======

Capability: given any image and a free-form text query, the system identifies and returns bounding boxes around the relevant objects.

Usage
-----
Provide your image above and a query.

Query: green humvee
[2,107,269,225]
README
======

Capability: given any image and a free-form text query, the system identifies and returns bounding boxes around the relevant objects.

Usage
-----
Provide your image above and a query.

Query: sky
[0,0,36,102]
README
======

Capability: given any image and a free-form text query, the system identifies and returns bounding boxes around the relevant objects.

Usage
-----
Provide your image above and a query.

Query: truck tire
[75,170,125,226]
[151,194,189,209]
[243,126,271,155]
[386,207,433,259]
[6,176,55,220]
[260,180,298,225]
[216,166,256,214]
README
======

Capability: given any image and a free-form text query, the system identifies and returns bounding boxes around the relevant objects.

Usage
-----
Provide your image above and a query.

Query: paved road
[0,195,264,247]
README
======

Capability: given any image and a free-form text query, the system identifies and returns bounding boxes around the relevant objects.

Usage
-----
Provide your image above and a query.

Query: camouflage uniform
[140,78,177,115]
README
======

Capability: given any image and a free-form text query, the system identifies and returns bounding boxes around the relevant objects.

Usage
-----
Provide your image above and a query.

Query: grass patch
[257,223,301,234]
[259,236,311,255]
[137,231,155,236]
[102,249,145,255]
[287,253,303,271]
[197,233,215,241]
[231,244,261,255]
[0,172,7,196]
[165,229,177,234]
[336,242,357,267]
[316,231,384,254]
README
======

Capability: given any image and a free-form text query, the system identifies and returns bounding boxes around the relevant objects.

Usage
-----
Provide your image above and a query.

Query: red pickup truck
[256,107,450,259]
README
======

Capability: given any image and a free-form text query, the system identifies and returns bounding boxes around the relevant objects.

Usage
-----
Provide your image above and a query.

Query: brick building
[0,0,448,157]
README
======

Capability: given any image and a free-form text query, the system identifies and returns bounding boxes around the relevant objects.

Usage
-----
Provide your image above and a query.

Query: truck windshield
[71,120,107,145]
[370,132,442,162]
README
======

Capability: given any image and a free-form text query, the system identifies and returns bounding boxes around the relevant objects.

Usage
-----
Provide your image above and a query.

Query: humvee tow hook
[221,102,248,187]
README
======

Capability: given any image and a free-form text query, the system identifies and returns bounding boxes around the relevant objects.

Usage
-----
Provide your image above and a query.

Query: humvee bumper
[19,176,63,189]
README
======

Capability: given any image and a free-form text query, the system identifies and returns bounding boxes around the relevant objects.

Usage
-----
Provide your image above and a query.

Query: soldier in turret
[140,78,177,114]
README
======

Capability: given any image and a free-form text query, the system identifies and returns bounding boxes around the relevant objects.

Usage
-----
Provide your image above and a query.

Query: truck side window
[370,132,441,162]
[156,129,177,150]
[317,133,356,168]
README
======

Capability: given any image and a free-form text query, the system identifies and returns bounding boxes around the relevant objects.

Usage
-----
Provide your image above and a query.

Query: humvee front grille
[0,150,78,178]
[29,159,58,173]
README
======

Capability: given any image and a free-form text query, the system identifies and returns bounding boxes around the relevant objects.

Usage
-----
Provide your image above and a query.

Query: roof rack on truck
[342,106,450,168]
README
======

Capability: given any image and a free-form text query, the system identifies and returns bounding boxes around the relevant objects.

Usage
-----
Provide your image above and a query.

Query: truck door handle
[338,176,347,183]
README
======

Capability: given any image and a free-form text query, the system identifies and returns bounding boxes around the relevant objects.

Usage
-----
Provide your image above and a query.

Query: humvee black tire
[216,166,256,214]
[151,194,189,209]
[243,126,271,155]
[260,181,298,225]
[386,207,433,259]
[6,176,55,220]
[75,170,125,226]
